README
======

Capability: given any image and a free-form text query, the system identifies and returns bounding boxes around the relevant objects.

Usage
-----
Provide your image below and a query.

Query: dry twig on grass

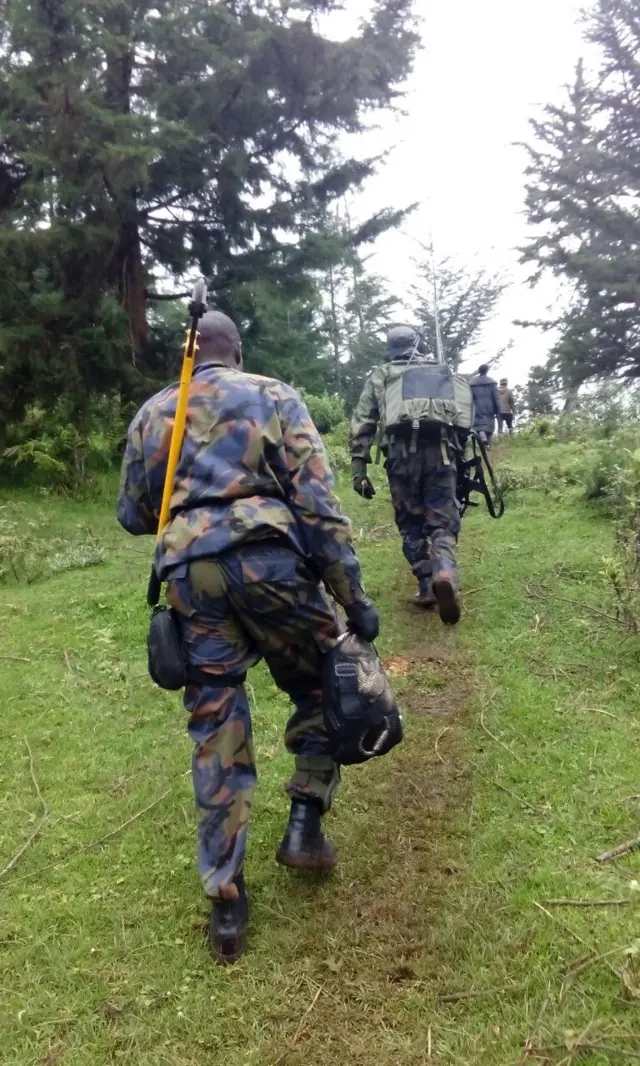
[0,821,45,880]
[595,833,640,864]
[273,983,325,1065]
[480,709,526,766]
[26,737,48,818]
[463,581,499,597]
[1,773,189,887]
[470,758,537,812]
[434,728,449,766]
[0,738,50,880]
[533,902,621,982]
[525,582,620,626]
[517,994,550,1066]
[531,1043,640,1061]
[541,898,631,908]
[492,779,537,812]
[436,989,496,1003]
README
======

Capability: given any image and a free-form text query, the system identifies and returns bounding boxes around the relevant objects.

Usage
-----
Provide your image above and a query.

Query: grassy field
[1,437,639,1065]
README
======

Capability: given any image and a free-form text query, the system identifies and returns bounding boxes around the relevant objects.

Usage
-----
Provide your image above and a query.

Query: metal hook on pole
[430,235,445,365]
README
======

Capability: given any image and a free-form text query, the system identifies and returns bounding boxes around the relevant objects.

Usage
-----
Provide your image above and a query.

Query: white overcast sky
[328,0,589,384]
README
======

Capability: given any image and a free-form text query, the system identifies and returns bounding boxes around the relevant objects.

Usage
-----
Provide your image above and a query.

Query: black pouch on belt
[148,606,189,690]
[147,606,246,691]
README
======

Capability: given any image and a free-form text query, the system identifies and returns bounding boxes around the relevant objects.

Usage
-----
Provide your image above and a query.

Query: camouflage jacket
[117,363,365,606]
[350,356,438,461]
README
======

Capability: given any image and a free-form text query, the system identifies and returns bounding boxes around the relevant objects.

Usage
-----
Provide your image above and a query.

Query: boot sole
[276,849,337,872]
[209,932,246,965]
[434,577,461,626]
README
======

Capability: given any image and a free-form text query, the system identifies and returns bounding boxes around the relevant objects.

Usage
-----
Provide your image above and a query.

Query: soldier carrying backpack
[350,325,474,626]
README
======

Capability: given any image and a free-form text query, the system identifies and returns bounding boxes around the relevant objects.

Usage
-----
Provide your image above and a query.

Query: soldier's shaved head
[196,310,243,368]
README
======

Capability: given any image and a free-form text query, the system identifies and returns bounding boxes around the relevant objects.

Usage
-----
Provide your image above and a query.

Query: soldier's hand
[351,457,376,500]
[345,599,380,643]
[353,474,376,500]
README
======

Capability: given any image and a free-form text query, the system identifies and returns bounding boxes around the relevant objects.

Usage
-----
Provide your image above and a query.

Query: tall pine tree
[0,0,418,432]
[522,3,640,383]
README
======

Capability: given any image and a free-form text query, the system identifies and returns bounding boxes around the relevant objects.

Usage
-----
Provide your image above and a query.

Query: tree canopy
[521,0,640,384]
[0,0,418,437]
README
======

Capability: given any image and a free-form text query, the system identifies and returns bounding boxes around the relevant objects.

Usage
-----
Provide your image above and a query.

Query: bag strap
[454,432,504,519]
[474,434,505,518]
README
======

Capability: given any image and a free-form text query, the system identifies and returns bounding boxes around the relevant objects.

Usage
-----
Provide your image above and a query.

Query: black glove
[351,458,376,500]
[345,599,380,643]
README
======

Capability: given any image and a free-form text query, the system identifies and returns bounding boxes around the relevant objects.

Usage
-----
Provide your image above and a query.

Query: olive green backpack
[383,360,473,434]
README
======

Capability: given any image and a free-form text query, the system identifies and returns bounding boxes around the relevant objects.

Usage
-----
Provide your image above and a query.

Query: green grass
[0,442,639,1065]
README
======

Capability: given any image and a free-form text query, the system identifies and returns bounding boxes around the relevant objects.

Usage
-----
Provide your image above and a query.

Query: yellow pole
[147,278,207,605]
[156,325,199,536]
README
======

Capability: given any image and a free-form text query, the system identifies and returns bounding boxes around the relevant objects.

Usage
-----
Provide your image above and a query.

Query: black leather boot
[433,568,461,626]
[209,873,248,965]
[414,576,437,608]
[276,798,337,871]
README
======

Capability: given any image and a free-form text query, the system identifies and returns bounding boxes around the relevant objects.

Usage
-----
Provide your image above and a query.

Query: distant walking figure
[470,364,501,446]
[498,378,516,435]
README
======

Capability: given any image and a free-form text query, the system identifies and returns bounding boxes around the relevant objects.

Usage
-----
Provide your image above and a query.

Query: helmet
[386,325,424,361]
[322,632,403,765]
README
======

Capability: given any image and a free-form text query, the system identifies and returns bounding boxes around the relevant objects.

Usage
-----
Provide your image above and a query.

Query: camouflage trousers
[386,439,460,583]
[166,542,341,899]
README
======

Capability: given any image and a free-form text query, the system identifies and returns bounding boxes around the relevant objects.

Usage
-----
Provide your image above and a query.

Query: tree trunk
[563,383,581,412]
[104,5,148,356]
[350,253,365,333]
[121,220,148,355]
[328,264,342,390]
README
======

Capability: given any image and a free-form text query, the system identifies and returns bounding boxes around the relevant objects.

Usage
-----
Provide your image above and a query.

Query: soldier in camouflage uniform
[118,311,379,964]
[350,325,461,625]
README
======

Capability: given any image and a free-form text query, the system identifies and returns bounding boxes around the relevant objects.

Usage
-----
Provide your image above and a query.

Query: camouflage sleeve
[277,388,366,607]
[350,371,381,462]
[116,415,158,536]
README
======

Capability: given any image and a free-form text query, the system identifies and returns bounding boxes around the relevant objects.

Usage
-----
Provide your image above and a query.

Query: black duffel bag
[322,632,403,765]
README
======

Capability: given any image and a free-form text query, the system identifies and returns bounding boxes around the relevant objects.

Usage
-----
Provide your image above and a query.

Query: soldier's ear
[235,342,243,367]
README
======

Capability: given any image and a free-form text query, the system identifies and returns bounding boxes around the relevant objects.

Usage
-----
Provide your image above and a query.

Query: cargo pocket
[231,546,302,617]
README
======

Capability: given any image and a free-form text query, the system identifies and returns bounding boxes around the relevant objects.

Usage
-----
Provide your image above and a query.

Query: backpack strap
[454,432,504,519]
[475,434,505,518]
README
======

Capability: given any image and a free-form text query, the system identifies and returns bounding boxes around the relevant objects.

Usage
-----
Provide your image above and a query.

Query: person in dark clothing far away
[470,364,501,445]
[498,377,516,435]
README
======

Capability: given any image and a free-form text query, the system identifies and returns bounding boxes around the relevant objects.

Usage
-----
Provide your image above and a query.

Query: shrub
[0,504,107,584]
[546,454,584,486]
[496,464,539,495]
[532,417,554,438]
[584,443,620,502]
[323,420,351,473]
[300,390,346,434]
[583,428,640,504]
[600,448,640,632]
[2,397,129,493]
